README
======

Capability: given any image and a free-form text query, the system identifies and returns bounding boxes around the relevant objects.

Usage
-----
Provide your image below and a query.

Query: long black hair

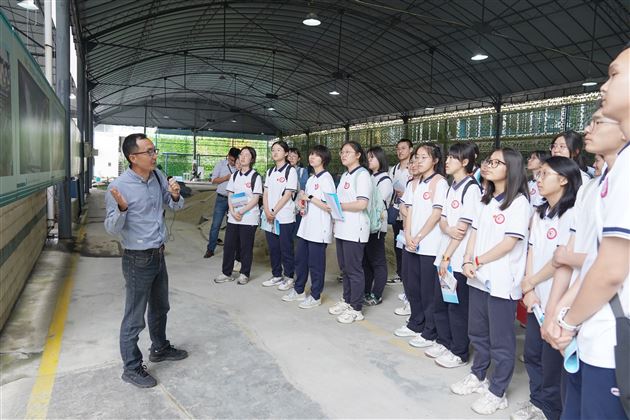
[413,142,445,176]
[340,141,368,169]
[536,156,581,219]
[551,130,587,172]
[367,146,389,173]
[481,148,529,210]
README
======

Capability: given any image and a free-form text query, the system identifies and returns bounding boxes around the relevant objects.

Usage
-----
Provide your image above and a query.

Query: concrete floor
[1,188,530,419]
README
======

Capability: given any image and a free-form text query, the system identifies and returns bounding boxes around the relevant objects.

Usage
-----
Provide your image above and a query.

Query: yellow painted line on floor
[25,225,86,420]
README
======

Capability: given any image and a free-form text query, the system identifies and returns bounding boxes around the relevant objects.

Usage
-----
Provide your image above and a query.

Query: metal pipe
[44,0,55,228]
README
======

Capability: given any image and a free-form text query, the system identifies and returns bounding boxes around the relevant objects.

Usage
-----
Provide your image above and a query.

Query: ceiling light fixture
[17,0,38,10]
[303,12,321,26]
[425,106,435,111]
[329,90,340,96]
[582,80,597,87]
[231,118,237,123]
[267,106,275,111]
[69,93,76,100]
[471,0,489,62]
[471,53,488,61]
[582,3,599,90]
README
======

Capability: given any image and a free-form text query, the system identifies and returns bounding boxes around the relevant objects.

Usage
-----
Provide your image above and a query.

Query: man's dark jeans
[120,247,170,371]
[207,195,229,253]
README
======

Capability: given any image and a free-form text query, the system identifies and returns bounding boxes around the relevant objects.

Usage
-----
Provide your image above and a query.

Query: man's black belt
[217,193,228,198]
[124,244,165,255]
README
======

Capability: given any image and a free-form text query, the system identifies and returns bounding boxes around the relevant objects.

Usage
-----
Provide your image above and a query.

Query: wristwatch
[556,307,581,332]
[308,195,314,200]
[442,255,450,262]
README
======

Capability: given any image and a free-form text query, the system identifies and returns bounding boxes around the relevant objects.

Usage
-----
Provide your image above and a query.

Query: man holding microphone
[105,133,187,388]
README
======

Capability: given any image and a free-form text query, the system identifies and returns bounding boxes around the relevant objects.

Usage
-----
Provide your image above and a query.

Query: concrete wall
[0,191,47,330]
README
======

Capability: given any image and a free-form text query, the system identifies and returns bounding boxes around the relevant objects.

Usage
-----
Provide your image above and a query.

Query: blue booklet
[324,192,344,221]
[260,213,280,235]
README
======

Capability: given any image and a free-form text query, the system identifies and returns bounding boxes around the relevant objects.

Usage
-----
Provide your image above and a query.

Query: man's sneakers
[262,276,284,287]
[328,300,350,315]
[203,250,214,258]
[122,364,157,388]
[299,295,321,309]
[450,373,489,395]
[510,401,545,420]
[394,301,411,316]
[282,288,305,302]
[214,273,234,283]
[363,293,383,306]
[278,277,295,291]
[149,345,188,363]
[472,390,509,415]
[337,308,364,324]
[435,351,467,368]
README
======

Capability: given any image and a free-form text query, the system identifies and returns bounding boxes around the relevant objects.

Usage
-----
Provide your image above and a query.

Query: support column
[494,95,502,149]
[402,115,410,139]
[77,46,86,208]
[56,0,72,239]
[344,123,350,143]
[44,0,55,228]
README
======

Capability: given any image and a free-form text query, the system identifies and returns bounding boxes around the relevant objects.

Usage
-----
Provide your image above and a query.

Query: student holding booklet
[214,147,262,285]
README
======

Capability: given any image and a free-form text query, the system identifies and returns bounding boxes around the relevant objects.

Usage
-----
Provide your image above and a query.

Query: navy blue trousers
[363,232,388,299]
[336,239,366,311]
[401,251,438,340]
[294,238,327,300]
[433,271,470,361]
[265,222,295,278]
[468,286,517,398]
[392,220,403,277]
[524,312,563,420]
[222,223,256,277]
[562,362,629,420]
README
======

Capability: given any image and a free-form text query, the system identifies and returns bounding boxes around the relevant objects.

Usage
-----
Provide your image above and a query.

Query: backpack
[445,177,482,206]
[266,165,296,199]
[233,170,261,207]
[352,168,388,234]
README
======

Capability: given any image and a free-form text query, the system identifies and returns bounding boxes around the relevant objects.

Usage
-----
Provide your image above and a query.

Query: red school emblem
[530,188,536,196]
[344,182,350,189]
[600,177,608,198]
[493,213,505,224]
[547,228,557,240]
[423,192,431,200]
[245,182,252,188]
[278,177,286,183]
[314,183,319,190]
[451,200,460,209]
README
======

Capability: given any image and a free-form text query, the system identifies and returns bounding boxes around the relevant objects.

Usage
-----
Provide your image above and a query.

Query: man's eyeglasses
[481,158,506,169]
[132,148,159,157]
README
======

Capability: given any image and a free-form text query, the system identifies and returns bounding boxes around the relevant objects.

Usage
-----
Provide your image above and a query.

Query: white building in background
[93,125,157,180]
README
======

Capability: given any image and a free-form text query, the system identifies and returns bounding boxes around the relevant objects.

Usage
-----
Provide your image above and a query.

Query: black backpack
[232,170,261,207]
[446,177,482,206]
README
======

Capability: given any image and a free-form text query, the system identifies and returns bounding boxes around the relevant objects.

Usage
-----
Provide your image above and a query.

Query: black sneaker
[203,250,214,258]
[122,364,157,388]
[149,345,189,363]
[364,294,383,306]
[217,239,224,246]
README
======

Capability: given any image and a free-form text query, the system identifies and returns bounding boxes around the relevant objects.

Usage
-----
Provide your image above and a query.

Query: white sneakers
[262,276,284,287]
[409,335,434,348]
[277,277,295,291]
[298,295,321,309]
[424,343,448,358]
[510,401,545,420]
[232,260,242,273]
[236,274,249,285]
[337,308,364,324]
[394,325,418,337]
[281,288,305,302]
[328,300,350,315]
[213,273,234,283]
[394,301,411,316]
[472,390,509,415]
[435,351,467,368]
[397,292,407,301]
[450,373,489,395]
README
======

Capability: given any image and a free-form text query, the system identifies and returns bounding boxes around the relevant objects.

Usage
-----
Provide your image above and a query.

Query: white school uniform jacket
[388,163,411,213]
[528,179,544,208]
[401,173,449,256]
[225,169,263,226]
[471,193,530,299]
[297,170,336,243]
[435,176,483,272]
[334,166,372,243]
[528,207,574,310]
[578,143,630,369]
[264,162,298,224]
[373,171,394,234]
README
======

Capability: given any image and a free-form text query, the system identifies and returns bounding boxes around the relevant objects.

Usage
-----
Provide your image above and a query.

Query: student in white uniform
[282,145,335,309]
[214,147,262,285]
[261,141,299,290]
[434,142,482,369]
[328,142,373,324]
[363,146,393,305]
[451,147,530,416]
[393,144,448,350]
[512,156,581,420]
[549,131,591,185]
[526,150,550,209]
[387,139,413,284]
[552,57,630,419]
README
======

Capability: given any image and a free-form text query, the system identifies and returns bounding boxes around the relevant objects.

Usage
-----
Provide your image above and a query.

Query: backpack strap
[232,171,239,183]
[251,171,260,192]
[427,174,444,204]
[461,178,482,205]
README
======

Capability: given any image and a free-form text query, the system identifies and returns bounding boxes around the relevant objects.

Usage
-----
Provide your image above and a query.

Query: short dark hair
[122,133,148,165]
[288,147,302,159]
[531,150,551,162]
[367,146,389,173]
[240,146,257,166]
[481,148,529,210]
[397,138,413,149]
[309,144,331,168]
[448,142,477,173]
[228,147,240,159]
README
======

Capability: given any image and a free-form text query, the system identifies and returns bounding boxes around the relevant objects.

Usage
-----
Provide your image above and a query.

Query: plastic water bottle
[299,199,308,216]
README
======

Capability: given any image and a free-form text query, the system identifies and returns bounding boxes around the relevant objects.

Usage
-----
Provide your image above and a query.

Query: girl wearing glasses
[549,131,591,185]
[393,144,448,353]
[261,141,299,291]
[328,142,373,324]
[451,148,530,415]
[513,156,581,420]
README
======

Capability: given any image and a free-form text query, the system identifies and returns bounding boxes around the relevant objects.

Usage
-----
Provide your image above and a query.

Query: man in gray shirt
[105,133,187,388]
[203,147,240,258]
